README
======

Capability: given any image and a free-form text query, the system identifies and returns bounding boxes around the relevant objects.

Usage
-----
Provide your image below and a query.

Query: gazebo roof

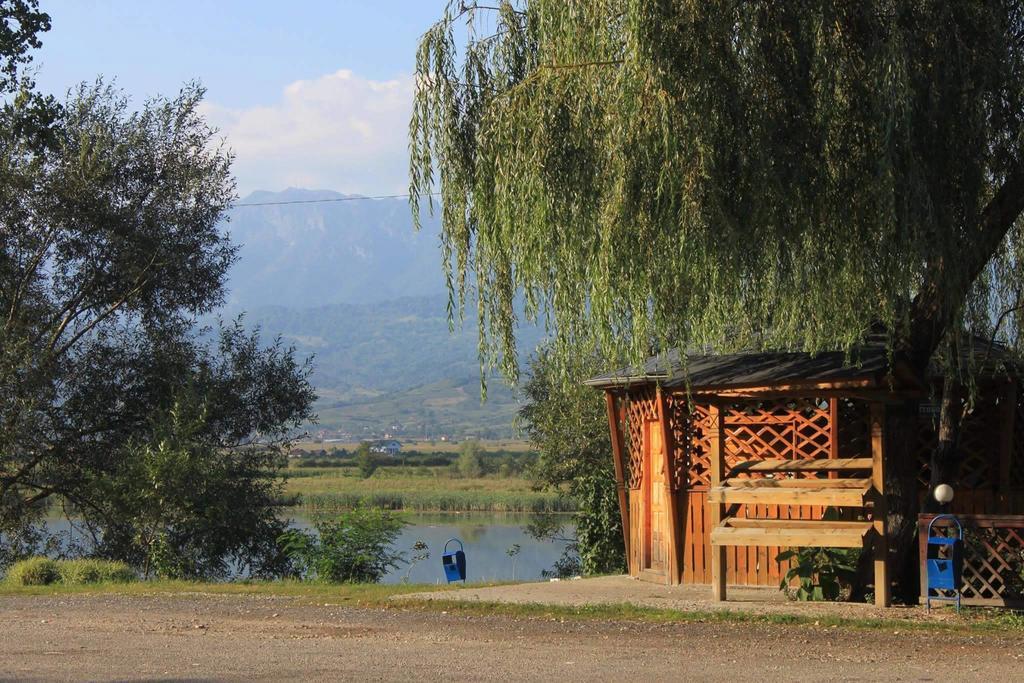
[584,337,1016,393]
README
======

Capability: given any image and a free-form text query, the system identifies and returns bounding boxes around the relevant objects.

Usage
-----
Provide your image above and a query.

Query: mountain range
[221,189,545,439]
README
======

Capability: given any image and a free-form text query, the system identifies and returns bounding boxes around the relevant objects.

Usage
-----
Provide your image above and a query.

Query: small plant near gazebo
[777,547,859,602]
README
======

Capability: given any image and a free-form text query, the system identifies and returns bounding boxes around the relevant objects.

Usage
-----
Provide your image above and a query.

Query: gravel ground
[2,592,1023,681]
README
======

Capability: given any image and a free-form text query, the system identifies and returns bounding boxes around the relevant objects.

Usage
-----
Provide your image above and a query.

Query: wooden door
[643,420,668,576]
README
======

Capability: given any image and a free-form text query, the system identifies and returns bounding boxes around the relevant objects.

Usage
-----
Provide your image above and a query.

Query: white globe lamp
[934,483,955,505]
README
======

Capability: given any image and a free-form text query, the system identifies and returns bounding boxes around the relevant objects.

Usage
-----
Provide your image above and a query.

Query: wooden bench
[710,457,874,545]
[706,402,889,606]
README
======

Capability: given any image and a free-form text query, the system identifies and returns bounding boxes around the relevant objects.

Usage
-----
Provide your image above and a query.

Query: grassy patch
[0,579,454,601]
[394,597,1024,634]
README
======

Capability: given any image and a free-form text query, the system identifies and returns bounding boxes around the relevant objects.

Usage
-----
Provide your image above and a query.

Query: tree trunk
[885,402,926,603]
[923,374,964,514]
[850,399,921,603]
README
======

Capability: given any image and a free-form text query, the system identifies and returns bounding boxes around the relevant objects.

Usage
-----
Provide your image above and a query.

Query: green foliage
[0,1,50,94]
[4,557,58,586]
[355,444,379,479]
[457,441,485,478]
[519,346,625,575]
[279,508,407,583]
[777,547,859,602]
[411,1,1024,388]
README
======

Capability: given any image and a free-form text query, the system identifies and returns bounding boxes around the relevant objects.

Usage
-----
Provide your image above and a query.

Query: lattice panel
[661,396,836,488]
[961,526,1024,602]
[925,516,1024,604]
[624,387,658,490]
[915,392,1001,489]
[665,396,711,489]
[721,399,832,480]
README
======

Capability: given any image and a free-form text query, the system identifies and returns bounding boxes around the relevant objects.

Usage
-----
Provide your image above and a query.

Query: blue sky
[33,1,451,196]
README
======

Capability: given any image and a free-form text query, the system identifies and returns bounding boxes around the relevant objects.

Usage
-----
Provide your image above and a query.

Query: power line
[231,192,438,208]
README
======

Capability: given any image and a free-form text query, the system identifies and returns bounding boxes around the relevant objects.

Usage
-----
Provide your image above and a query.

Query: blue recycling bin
[925,514,963,611]
[442,538,466,583]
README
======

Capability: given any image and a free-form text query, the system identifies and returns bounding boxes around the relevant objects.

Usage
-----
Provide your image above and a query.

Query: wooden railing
[919,513,1024,608]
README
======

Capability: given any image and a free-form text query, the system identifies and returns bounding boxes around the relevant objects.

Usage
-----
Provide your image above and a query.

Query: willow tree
[410,1,1024,591]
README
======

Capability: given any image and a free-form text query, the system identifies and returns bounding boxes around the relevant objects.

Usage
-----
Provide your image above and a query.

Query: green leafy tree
[279,508,407,583]
[457,440,484,478]
[0,14,316,572]
[412,1,1024,599]
[94,375,301,580]
[519,347,625,575]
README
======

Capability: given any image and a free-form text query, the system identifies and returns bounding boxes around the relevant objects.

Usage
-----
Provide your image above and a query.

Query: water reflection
[41,513,574,585]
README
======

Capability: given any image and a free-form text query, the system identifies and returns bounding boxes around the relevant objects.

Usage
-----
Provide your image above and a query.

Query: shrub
[5,557,59,586]
[279,507,407,583]
[57,559,136,585]
[4,558,138,586]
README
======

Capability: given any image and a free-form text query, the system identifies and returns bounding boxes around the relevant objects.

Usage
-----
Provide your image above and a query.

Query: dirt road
[1,593,1021,681]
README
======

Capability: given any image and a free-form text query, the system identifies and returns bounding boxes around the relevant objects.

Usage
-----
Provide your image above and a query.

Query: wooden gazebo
[586,344,1024,607]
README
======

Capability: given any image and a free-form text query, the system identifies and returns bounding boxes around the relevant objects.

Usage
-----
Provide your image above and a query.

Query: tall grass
[298,490,574,514]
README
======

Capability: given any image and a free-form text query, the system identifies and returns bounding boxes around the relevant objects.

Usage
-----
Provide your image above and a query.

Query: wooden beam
[708,485,868,507]
[870,401,891,607]
[730,457,872,473]
[711,525,870,548]
[723,477,872,489]
[656,386,683,586]
[605,391,632,574]
[686,377,878,394]
[708,402,727,601]
[694,389,926,402]
[725,518,873,531]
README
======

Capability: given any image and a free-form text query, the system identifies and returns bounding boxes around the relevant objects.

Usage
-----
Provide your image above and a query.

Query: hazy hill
[246,296,545,439]
[223,189,446,310]
[223,190,544,438]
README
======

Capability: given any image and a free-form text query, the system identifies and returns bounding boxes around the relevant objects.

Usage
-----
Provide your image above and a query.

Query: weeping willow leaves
[410,1,1024,384]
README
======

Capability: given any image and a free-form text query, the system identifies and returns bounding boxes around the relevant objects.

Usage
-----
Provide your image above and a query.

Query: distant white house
[369,439,402,456]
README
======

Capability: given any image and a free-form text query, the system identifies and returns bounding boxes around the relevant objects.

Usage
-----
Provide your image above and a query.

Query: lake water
[296,513,574,584]
[42,513,574,584]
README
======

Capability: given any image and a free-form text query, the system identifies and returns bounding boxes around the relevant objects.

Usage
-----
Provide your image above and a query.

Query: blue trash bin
[442,538,466,583]
[925,514,963,611]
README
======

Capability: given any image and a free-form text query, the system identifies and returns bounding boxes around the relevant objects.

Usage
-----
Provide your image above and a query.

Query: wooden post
[605,391,632,573]
[709,401,727,601]
[870,402,891,607]
[829,397,839,480]
[656,386,682,585]
[999,382,1016,505]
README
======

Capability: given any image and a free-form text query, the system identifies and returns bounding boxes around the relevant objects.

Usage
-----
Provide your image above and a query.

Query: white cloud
[201,69,414,195]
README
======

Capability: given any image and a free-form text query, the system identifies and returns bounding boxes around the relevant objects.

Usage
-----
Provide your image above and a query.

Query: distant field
[291,439,534,454]
[283,465,571,514]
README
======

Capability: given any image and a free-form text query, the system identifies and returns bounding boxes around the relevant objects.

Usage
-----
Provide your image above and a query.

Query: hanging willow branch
[410,0,1024,386]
